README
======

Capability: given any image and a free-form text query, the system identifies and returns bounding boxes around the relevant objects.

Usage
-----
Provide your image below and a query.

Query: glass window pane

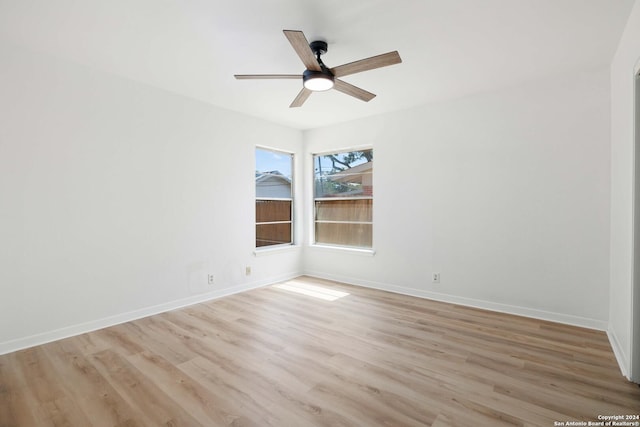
[255,147,293,248]
[313,148,373,249]
[315,223,372,248]
[256,200,292,223]
[315,200,372,222]
[256,148,292,198]
[256,223,292,247]
[314,149,373,198]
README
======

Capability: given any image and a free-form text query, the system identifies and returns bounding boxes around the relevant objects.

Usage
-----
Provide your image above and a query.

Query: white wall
[0,40,303,354]
[303,69,611,329]
[609,0,640,381]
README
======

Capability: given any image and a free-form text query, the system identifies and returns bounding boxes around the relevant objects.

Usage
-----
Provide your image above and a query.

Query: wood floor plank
[0,352,40,427]
[126,351,240,426]
[119,316,199,365]
[91,349,202,426]
[43,338,143,427]
[1,276,639,426]
[178,356,321,426]
[11,347,94,426]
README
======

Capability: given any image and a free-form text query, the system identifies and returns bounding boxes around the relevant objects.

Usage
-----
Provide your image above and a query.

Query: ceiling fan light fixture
[303,70,335,91]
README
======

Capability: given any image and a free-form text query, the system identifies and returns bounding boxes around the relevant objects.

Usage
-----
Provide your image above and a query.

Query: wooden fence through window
[256,199,292,247]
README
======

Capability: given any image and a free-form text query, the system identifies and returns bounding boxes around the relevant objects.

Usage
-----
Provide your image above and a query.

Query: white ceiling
[0,0,635,130]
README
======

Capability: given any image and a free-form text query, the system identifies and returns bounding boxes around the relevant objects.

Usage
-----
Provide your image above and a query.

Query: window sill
[253,245,300,257]
[309,244,376,257]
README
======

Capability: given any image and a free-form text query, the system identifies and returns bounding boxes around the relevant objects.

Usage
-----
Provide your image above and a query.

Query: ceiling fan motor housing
[309,40,328,56]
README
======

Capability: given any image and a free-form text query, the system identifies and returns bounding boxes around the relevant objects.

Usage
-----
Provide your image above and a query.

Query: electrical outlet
[245,266,252,276]
[432,273,440,283]
[207,274,214,285]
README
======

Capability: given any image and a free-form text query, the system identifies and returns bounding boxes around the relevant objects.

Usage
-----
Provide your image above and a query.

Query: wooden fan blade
[235,74,301,80]
[333,79,376,102]
[331,51,402,78]
[283,30,321,72]
[290,87,312,108]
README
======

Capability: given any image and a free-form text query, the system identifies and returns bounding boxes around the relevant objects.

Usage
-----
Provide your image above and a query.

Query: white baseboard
[304,271,609,331]
[0,272,299,356]
[607,328,630,380]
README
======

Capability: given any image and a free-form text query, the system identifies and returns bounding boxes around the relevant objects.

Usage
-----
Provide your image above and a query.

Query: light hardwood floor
[1,276,639,426]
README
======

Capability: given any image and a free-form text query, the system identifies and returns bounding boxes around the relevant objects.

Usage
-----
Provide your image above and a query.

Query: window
[313,149,373,248]
[255,147,293,248]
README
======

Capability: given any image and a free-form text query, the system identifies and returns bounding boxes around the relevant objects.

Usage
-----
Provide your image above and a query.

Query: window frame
[312,147,373,250]
[255,146,294,250]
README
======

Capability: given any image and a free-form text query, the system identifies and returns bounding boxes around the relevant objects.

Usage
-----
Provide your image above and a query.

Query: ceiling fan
[234,30,402,108]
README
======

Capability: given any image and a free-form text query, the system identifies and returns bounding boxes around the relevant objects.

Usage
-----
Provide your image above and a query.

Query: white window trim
[308,244,376,256]
[253,244,301,257]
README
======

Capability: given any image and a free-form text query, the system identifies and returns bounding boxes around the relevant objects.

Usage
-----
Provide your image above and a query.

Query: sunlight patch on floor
[273,281,350,301]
